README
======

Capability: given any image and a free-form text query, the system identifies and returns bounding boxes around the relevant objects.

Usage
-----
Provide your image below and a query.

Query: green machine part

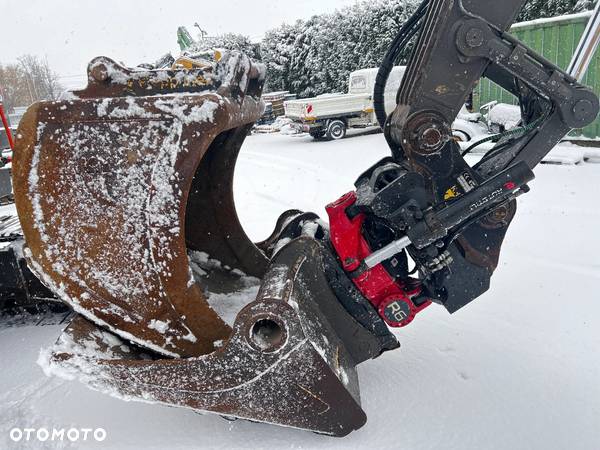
[177,26,196,51]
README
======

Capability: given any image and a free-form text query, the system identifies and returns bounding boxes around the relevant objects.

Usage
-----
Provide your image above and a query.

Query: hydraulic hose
[374,0,430,129]
[461,114,546,157]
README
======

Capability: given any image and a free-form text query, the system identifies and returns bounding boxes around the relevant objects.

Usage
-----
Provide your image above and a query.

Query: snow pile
[204,285,260,326]
[489,103,522,130]
[279,123,303,135]
[188,250,261,326]
[253,116,294,134]
[457,139,600,165]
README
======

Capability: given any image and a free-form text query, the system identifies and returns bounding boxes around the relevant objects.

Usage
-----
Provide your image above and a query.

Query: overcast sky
[2,0,356,90]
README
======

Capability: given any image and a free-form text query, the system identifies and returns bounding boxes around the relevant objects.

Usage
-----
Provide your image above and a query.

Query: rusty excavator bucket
[12,52,397,436]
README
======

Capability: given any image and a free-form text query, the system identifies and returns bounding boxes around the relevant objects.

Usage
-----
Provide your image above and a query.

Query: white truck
[284,66,489,142]
[284,67,406,140]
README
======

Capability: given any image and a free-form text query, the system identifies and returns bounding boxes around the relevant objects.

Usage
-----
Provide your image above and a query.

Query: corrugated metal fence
[475,11,599,138]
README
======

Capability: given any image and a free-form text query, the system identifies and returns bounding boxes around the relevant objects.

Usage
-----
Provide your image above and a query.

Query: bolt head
[420,127,443,149]
[91,64,109,82]
[465,27,484,48]
[572,99,594,122]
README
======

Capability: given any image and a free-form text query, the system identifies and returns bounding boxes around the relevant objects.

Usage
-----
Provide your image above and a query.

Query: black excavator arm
[329,0,599,317]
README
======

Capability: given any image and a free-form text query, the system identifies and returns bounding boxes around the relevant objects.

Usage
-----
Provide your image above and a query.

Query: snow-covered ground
[1,130,599,449]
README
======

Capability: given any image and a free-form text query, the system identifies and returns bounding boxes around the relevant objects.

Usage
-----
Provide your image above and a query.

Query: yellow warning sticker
[444,186,460,201]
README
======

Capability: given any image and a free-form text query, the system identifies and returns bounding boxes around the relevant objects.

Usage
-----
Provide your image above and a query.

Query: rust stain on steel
[13,54,268,358]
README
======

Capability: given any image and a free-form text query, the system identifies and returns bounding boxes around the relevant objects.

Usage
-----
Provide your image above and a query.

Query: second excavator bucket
[46,237,393,436]
[13,52,397,435]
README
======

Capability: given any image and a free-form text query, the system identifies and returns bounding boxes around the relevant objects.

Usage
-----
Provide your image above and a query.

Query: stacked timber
[262,91,290,117]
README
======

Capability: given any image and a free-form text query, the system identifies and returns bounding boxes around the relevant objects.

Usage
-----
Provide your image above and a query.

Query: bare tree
[0,64,27,113]
[0,55,63,113]
[18,55,63,102]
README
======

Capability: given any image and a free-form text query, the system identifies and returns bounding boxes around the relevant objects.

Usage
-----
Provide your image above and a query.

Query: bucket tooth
[46,237,383,436]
